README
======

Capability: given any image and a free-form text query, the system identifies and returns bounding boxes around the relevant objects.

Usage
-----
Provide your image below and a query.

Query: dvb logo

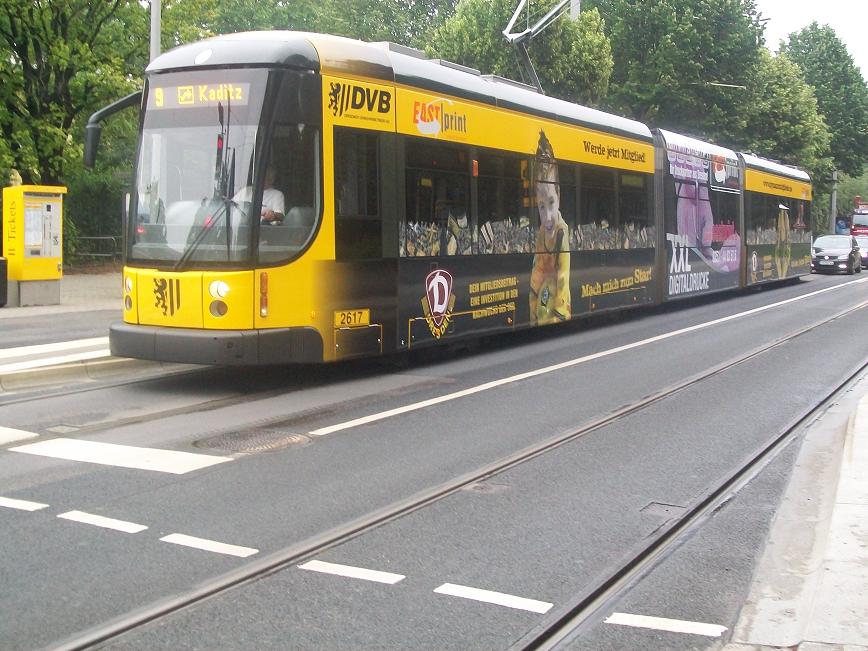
[328,82,391,117]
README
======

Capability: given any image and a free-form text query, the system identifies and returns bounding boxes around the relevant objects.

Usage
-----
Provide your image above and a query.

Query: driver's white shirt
[234,186,285,215]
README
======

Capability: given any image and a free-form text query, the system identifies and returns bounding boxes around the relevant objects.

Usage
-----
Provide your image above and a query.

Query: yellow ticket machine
[2,185,66,306]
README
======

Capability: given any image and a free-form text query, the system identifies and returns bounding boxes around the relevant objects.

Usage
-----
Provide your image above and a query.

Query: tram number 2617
[334,309,371,328]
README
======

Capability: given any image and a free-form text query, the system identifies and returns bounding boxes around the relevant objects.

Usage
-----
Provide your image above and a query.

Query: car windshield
[853,213,868,227]
[856,236,868,247]
[814,236,851,249]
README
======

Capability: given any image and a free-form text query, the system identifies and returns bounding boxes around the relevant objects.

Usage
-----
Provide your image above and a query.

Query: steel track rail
[46,300,868,651]
[510,347,868,648]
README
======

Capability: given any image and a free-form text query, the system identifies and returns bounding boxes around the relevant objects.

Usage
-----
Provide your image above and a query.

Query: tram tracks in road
[46,298,868,650]
[510,359,868,651]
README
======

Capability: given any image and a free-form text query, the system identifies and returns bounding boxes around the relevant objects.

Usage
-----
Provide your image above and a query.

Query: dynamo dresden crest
[421,269,455,339]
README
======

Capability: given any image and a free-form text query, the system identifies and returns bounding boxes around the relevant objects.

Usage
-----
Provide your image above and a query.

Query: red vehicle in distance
[851,197,868,237]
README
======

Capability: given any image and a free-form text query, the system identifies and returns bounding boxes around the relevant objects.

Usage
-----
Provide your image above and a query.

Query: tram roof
[655,129,738,162]
[740,152,811,182]
[146,30,653,143]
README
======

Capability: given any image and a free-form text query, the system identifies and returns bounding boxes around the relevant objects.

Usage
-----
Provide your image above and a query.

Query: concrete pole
[829,168,838,234]
[150,0,161,62]
[570,0,581,19]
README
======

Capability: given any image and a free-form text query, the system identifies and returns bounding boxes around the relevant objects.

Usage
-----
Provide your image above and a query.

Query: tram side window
[335,128,381,260]
[791,199,811,242]
[259,123,320,263]
[708,189,739,246]
[477,152,531,254]
[746,192,769,244]
[577,165,616,250]
[403,140,471,257]
[618,172,654,248]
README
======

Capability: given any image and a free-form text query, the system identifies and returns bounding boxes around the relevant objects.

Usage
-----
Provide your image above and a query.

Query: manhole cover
[194,429,311,453]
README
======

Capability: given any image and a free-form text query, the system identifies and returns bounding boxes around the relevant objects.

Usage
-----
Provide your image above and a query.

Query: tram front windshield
[130,69,320,267]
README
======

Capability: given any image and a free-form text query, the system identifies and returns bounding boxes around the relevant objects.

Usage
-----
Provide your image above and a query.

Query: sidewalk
[725,377,868,650]
[0,271,119,320]
[0,271,148,389]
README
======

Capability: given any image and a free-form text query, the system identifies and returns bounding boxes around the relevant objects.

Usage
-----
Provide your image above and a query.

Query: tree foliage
[431,0,612,106]
[740,50,831,178]
[0,0,147,185]
[160,0,457,50]
[781,23,868,178]
[583,0,764,142]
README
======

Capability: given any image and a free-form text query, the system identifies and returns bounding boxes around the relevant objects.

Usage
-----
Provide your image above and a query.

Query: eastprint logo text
[328,82,391,117]
[412,98,468,137]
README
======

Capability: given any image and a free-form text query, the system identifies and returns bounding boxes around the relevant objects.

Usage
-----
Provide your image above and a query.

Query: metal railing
[70,235,121,261]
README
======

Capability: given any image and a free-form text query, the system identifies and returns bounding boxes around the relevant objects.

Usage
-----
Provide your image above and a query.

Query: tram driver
[235,166,285,224]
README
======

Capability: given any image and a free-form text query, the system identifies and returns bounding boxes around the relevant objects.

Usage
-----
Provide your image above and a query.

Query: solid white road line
[434,583,553,614]
[0,426,38,445]
[0,496,49,511]
[0,337,109,360]
[160,533,258,558]
[298,560,405,584]
[605,612,727,637]
[57,510,148,533]
[0,349,111,373]
[309,278,868,437]
[9,438,232,474]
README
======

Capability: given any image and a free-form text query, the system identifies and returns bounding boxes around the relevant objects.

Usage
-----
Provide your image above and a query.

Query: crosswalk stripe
[9,438,232,474]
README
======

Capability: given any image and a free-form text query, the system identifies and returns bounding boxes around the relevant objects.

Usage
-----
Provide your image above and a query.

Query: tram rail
[47,298,868,651]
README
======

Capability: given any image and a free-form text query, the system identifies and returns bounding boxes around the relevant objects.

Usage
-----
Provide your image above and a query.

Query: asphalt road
[1,273,866,650]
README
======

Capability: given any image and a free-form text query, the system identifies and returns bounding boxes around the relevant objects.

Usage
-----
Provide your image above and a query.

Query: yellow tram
[93,31,810,365]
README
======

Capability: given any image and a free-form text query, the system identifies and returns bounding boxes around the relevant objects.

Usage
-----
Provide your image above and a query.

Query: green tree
[161,0,457,49]
[431,0,612,106]
[0,1,147,185]
[781,23,868,178]
[741,51,831,179]
[584,0,763,142]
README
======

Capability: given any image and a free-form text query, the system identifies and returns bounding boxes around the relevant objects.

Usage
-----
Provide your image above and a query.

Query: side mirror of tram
[84,123,102,169]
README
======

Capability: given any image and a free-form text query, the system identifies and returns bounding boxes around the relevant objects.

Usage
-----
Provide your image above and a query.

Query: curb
[0,356,167,392]
[725,378,868,649]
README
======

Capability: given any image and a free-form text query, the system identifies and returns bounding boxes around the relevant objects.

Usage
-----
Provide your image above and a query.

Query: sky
[754,0,867,77]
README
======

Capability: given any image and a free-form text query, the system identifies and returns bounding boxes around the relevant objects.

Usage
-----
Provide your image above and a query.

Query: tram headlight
[209,280,230,299]
[124,276,133,293]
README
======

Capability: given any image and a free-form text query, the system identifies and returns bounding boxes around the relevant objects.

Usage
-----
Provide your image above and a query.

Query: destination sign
[148,82,251,110]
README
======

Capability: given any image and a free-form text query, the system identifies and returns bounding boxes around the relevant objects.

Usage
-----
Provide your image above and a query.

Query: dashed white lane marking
[0,337,108,360]
[57,510,148,533]
[309,279,868,437]
[434,583,553,614]
[0,426,38,445]
[298,560,405,584]
[160,533,258,558]
[0,496,49,511]
[9,438,232,474]
[605,612,727,637]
